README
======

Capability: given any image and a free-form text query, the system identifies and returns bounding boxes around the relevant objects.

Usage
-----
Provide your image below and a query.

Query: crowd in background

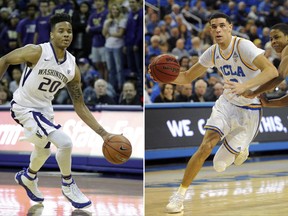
[145,0,288,103]
[0,0,143,106]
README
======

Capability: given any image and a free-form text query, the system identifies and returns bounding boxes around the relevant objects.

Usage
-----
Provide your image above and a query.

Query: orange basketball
[149,54,180,83]
[102,135,132,164]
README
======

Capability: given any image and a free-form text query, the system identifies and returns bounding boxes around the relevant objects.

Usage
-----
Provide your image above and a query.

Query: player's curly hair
[50,13,72,30]
[271,23,288,35]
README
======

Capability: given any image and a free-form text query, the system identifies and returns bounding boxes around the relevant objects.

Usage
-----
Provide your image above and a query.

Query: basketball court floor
[145,157,288,216]
[0,171,143,216]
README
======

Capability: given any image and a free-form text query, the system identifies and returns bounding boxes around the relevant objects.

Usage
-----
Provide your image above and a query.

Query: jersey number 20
[38,77,61,93]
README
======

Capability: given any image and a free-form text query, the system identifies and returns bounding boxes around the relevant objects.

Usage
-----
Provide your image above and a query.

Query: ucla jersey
[13,42,76,108]
[200,36,265,107]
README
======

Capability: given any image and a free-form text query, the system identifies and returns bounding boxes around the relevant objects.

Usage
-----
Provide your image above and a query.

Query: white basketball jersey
[13,42,76,108]
[199,36,265,107]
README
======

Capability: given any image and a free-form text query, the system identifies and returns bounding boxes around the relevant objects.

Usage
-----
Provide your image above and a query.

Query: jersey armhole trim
[237,39,258,71]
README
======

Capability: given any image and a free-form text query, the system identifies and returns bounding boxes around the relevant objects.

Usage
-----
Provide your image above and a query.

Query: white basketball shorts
[204,95,262,155]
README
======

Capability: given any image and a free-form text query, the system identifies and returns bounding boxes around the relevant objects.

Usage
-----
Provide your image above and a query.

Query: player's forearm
[244,65,278,90]
[263,95,288,107]
[253,76,284,95]
[173,63,207,84]
[74,103,108,138]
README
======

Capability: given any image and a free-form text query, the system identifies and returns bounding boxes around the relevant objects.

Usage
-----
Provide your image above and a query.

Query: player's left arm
[225,54,278,95]
[260,93,288,107]
[66,65,111,141]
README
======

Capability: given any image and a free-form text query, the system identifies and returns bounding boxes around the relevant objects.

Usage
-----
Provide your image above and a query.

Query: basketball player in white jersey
[0,13,113,209]
[149,12,279,213]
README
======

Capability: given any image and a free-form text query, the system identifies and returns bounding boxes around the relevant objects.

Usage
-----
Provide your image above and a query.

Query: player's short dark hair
[271,23,288,35]
[50,13,72,30]
[209,12,232,24]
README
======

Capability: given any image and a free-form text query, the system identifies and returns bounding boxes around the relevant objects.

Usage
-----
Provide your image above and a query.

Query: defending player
[0,13,113,209]
[226,23,288,107]
[149,12,278,213]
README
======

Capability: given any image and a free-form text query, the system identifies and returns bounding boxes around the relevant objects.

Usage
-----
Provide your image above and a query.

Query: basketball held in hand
[149,54,180,83]
[102,134,132,164]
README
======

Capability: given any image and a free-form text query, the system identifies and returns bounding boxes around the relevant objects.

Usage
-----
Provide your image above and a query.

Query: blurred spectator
[119,81,142,105]
[265,4,282,27]
[146,12,159,36]
[170,4,192,31]
[167,26,180,52]
[52,0,74,16]
[71,1,91,59]
[0,83,10,105]
[87,0,108,81]
[160,0,175,19]
[123,0,143,90]
[147,35,162,59]
[102,3,127,92]
[34,0,51,44]
[191,79,208,102]
[207,81,224,101]
[190,0,210,22]
[188,36,204,56]
[157,21,170,44]
[163,14,177,33]
[279,0,288,22]
[7,0,19,16]
[236,1,248,26]
[247,24,260,42]
[0,8,12,52]
[0,13,19,54]
[16,3,37,47]
[260,27,270,46]
[175,83,193,102]
[178,55,190,70]
[78,57,101,90]
[204,75,221,100]
[171,38,189,59]
[223,1,238,24]
[154,83,175,103]
[83,78,116,105]
[9,66,22,93]
[49,0,57,15]
[171,38,189,60]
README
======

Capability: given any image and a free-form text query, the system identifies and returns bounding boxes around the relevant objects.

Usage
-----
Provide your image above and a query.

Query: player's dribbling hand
[102,133,114,142]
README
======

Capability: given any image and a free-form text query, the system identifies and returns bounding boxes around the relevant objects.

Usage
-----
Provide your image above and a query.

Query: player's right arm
[0,44,41,79]
[172,62,208,84]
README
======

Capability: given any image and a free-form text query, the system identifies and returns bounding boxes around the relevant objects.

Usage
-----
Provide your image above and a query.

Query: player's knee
[60,138,73,149]
[214,161,227,172]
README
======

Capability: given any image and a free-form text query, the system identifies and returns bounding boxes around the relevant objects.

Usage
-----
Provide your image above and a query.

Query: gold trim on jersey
[237,39,258,71]
[218,36,237,60]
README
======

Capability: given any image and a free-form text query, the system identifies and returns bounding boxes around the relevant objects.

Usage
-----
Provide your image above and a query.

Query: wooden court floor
[145,158,288,216]
[0,171,143,216]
